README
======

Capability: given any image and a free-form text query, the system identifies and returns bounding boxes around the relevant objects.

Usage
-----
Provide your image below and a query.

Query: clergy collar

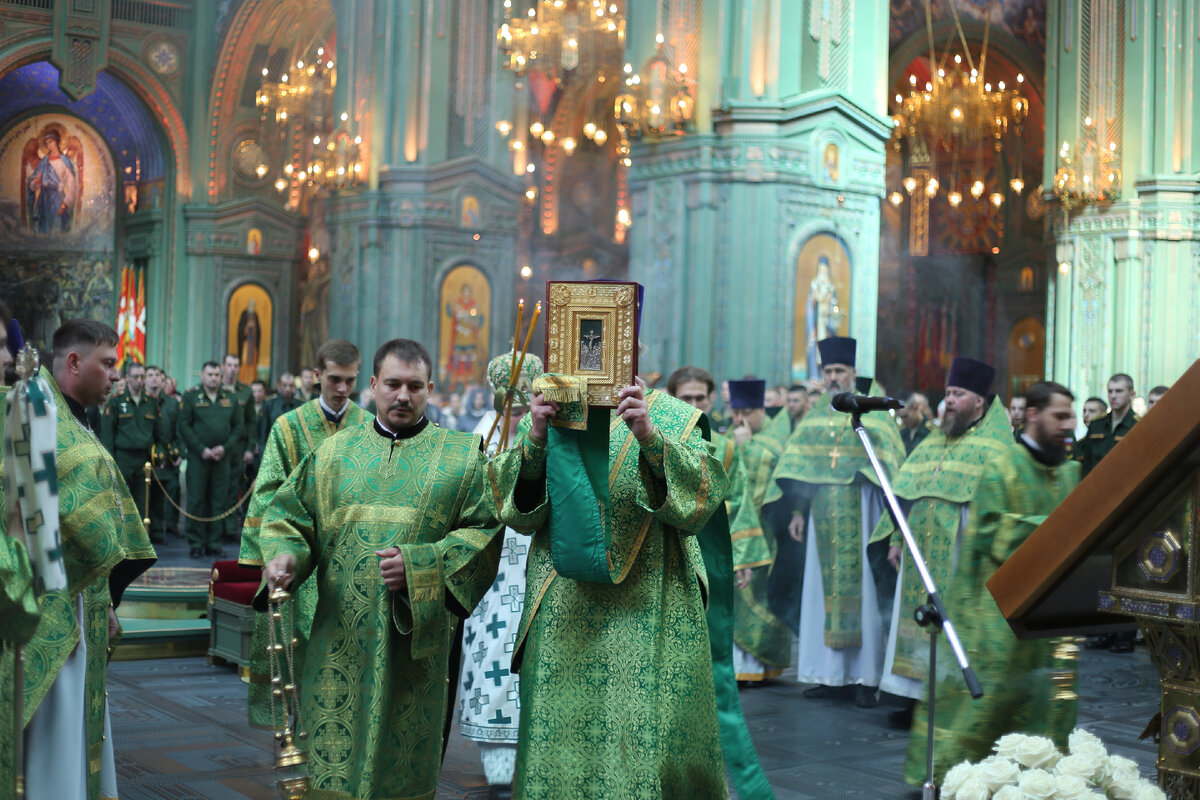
[1019,432,1067,467]
[374,415,429,441]
[62,392,90,429]
[318,395,347,422]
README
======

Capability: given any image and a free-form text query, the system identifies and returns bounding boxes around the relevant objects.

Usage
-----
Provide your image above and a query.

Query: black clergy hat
[817,336,856,368]
[947,357,996,398]
[727,379,766,410]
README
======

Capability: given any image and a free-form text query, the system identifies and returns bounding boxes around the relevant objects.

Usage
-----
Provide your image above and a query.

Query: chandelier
[255,46,364,207]
[1052,115,1121,217]
[887,3,1028,230]
[498,0,626,78]
[614,35,695,141]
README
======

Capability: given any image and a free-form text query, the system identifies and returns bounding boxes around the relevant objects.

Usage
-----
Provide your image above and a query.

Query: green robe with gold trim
[239,399,368,728]
[731,427,793,677]
[0,371,156,800]
[870,398,1013,698]
[904,441,1080,785]
[489,392,730,800]
[260,421,502,800]
[765,393,905,655]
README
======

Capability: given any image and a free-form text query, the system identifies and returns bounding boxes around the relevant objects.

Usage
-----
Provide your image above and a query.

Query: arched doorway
[1007,316,1045,399]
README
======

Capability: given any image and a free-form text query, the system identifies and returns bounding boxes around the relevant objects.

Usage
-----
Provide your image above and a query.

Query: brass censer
[267,586,310,798]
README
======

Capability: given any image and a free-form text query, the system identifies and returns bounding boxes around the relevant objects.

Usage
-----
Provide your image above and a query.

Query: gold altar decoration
[255,45,364,208]
[887,0,1029,224]
[266,587,310,799]
[544,281,639,409]
[1051,114,1121,218]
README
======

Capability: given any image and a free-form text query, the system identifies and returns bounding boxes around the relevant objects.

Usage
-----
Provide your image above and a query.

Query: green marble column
[628,0,890,384]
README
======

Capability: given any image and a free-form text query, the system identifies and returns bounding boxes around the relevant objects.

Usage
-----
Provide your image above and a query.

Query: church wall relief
[439,264,491,392]
[227,282,273,384]
[792,232,852,381]
[0,112,117,350]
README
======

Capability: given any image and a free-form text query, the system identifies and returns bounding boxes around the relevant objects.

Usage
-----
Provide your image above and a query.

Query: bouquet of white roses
[938,730,1166,800]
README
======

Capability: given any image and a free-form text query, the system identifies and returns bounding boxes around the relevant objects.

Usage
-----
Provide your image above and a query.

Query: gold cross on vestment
[829,446,842,470]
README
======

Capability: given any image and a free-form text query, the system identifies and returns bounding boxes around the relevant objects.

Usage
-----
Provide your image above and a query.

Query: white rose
[1018,768,1058,800]
[942,760,975,797]
[1107,772,1145,800]
[974,756,1021,791]
[1103,755,1140,781]
[995,733,1032,760]
[1054,753,1099,783]
[1068,740,1108,768]
[1012,736,1061,769]
[1068,728,1107,757]
[992,786,1027,800]
[1132,784,1167,800]
[1053,774,1093,800]
[954,776,991,800]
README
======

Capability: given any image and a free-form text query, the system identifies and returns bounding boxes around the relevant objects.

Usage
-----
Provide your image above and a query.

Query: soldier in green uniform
[146,365,184,540]
[99,361,160,536]
[258,371,301,450]
[221,353,257,541]
[1076,373,1138,478]
[1076,373,1140,653]
[178,360,244,558]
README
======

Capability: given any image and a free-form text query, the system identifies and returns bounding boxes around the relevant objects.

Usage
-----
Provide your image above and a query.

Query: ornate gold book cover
[544,280,640,408]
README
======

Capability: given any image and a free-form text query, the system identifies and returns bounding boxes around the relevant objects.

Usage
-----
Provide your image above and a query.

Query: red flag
[115,266,129,366]
[132,269,146,364]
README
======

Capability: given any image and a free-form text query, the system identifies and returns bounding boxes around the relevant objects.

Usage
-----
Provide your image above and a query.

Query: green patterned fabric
[765,392,905,499]
[488,391,731,800]
[712,431,770,571]
[730,429,792,672]
[0,387,40,651]
[694,419,775,800]
[239,399,368,729]
[904,442,1080,786]
[1,370,156,800]
[767,393,905,649]
[871,399,1013,680]
[259,422,502,800]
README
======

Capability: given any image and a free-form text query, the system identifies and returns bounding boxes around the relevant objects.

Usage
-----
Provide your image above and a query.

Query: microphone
[831,392,904,414]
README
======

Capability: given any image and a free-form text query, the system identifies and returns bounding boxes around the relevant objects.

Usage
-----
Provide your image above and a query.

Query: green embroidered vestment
[870,398,1013,681]
[488,392,731,800]
[904,442,1080,785]
[260,422,502,800]
[0,371,156,800]
[239,399,367,728]
[766,394,905,648]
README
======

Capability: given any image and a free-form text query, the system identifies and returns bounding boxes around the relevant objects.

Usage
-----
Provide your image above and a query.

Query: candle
[509,298,525,384]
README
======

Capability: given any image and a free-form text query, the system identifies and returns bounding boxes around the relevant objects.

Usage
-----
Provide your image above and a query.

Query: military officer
[100,361,160,535]
[146,364,184,539]
[1076,373,1139,479]
[178,360,244,558]
[221,353,257,540]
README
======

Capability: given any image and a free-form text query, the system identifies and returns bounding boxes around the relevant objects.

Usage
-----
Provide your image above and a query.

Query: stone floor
[108,645,1162,799]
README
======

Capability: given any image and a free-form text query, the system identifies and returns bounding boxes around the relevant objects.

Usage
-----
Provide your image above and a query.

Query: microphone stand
[844,409,983,800]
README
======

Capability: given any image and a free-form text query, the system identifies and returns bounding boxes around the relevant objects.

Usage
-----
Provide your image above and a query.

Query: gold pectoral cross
[829,446,842,470]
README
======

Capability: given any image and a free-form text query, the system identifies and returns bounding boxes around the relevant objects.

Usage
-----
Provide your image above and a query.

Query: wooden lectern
[989,359,1200,797]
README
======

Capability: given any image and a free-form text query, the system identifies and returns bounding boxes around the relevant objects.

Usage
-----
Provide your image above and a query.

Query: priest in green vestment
[240,339,367,729]
[904,381,1081,786]
[868,358,1011,728]
[765,337,905,708]
[261,338,502,800]
[489,375,731,800]
[1,320,156,800]
[722,379,792,683]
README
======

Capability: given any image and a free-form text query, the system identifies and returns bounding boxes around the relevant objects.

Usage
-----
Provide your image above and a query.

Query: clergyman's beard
[943,409,973,439]
[1030,421,1067,464]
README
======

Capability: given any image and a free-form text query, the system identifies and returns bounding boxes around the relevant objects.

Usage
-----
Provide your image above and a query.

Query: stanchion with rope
[144,460,252,523]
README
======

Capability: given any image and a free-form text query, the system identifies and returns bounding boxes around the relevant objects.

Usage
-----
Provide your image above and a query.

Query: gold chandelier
[1052,115,1121,216]
[256,46,364,206]
[614,35,695,141]
[888,3,1028,220]
[498,0,626,78]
